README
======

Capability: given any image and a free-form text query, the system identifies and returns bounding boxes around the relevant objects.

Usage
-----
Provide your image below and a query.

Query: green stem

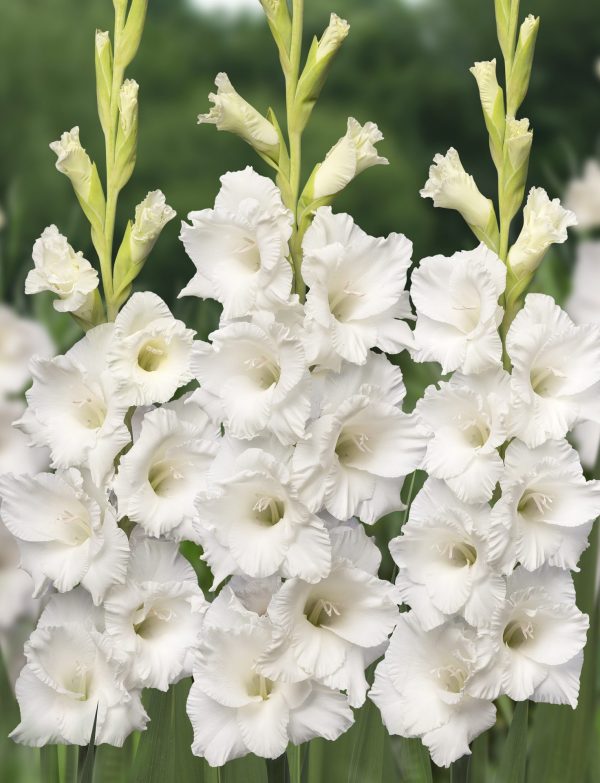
[40,746,60,783]
[100,4,127,320]
[285,0,306,301]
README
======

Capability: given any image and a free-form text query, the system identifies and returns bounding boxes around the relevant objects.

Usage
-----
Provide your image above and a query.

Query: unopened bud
[508,187,577,277]
[199,73,280,164]
[507,15,540,116]
[470,60,505,168]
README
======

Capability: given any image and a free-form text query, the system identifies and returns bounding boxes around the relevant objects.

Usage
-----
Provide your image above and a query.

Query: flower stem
[99,3,127,321]
[285,0,306,301]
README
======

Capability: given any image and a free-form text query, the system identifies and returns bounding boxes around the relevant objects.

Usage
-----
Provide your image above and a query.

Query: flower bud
[120,0,148,68]
[503,116,533,217]
[114,80,139,191]
[469,59,505,168]
[420,148,499,246]
[50,127,105,232]
[199,73,280,165]
[294,14,350,131]
[494,0,519,63]
[259,0,291,56]
[113,191,176,307]
[308,118,388,202]
[507,15,539,116]
[95,30,112,136]
[508,187,577,277]
[26,225,99,317]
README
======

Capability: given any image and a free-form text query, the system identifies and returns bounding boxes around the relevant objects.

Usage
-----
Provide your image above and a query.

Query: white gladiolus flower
[312,119,388,200]
[180,168,293,318]
[199,73,280,159]
[193,314,311,443]
[114,398,219,541]
[11,590,148,746]
[293,355,425,521]
[564,159,600,231]
[507,294,600,446]
[411,244,506,374]
[17,324,130,484]
[0,520,37,630]
[26,226,98,314]
[0,400,49,476]
[420,148,495,231]
[492,439,600,571]
[108,291,196,405]
[469,567,588,707]
[417,368,511,503]
[187,604,353,766]
[0,305,54,395]
[370,612,496,768]
[565,241,600,468]
[104,534,207,691]
[508,188,577,277]
[391,479,508,629]
[194,446,331,586]
[301,208,413,369]
[0,468,129,605]
[257,525,398,707]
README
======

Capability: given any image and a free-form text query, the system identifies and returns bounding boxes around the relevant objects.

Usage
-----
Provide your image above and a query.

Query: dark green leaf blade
[495,701,528,783]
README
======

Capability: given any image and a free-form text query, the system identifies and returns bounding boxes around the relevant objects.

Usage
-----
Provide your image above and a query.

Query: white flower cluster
[0,305,55,687]
[371,242,600,766]
[1,167,424,762]
[179,167,424,764]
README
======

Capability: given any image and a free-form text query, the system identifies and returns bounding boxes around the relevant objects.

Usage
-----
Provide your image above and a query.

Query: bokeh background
[1,0,600,780]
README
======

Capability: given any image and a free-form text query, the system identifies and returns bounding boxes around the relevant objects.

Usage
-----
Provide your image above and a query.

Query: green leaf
[78,706,98,783]
[40,746,60,783]
[221,754,268,783]
[450,756,470,783]
[528,524,599,783]
[287,744,303,783]
[495,701,528,783]
[467,732,488,783]
[132,680,205,783]
[391,737,432,783]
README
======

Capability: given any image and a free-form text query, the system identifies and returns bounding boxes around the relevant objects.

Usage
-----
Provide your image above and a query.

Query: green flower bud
[199,73,280,165]
[259,0,292,58]
[507,15,540,116]
[494,0,520,64]
[501,116,533,224]
[470,59,506,169]
[95,30,113,137]
[114,79,139,191]
[294,14,350,132]
[119,0,148,68]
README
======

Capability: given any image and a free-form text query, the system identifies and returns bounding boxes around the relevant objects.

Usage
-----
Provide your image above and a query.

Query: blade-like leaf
[467,732,488,783]
[78,706,98,783]
[450,756,470,783]
[391,737,433,783]
[528,525,599,783]
[222,754,268,783]
[495,701,528,783]
[287,744,303,783]
[40,745,60,783]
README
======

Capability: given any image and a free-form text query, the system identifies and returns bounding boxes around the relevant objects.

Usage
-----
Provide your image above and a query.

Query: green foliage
[495,701,528,783]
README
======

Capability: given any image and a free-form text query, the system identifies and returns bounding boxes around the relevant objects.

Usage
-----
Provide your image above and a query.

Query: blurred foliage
[1,0,599,327]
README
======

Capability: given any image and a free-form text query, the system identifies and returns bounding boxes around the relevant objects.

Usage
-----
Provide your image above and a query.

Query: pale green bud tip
[132,190,176,244]
[313,117,387,200]
[420,147,493,230]
[259,0,282,19]
[520,14,540,42]
[119,79,139,135]
[316,13,350,62]
[95,29,110,53]
[198,73,279,158]
[508,187,577,275]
